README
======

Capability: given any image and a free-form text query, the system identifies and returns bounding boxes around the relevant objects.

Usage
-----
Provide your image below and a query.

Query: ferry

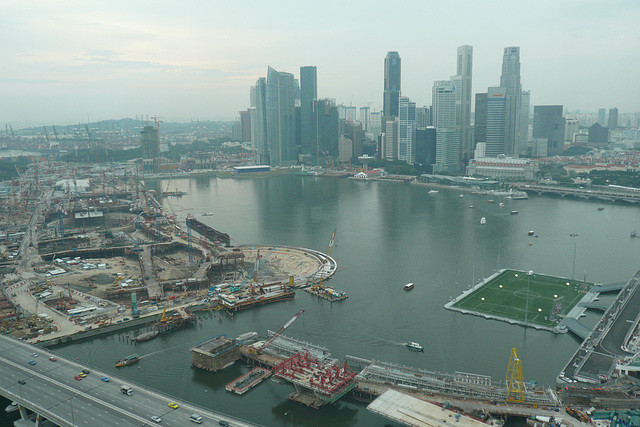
[5,402,18,413]
[403,283,414,291]
[428,190,439,194]
[406,342,424,352]
[510,210,519,215]
[116,354,140,367]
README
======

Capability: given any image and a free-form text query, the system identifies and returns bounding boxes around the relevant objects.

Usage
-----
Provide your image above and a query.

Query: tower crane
[312,228,336,290]
[506,347,525,403]
[249,309,305,355]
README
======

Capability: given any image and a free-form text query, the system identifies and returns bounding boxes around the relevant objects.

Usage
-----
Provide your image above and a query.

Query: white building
[398,96,416,164]
[466,155,539,180]
[432,79,460,174]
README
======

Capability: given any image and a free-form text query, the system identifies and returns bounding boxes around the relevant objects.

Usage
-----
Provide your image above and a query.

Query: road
[0,335,258,427]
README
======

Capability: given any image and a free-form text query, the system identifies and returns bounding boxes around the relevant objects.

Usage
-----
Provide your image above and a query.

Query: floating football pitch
[450,269,594,329]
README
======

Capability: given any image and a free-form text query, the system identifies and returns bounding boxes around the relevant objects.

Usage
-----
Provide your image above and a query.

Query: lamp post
[525,271,532,325]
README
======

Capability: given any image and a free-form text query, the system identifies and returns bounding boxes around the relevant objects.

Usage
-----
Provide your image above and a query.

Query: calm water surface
[43,175,640,426]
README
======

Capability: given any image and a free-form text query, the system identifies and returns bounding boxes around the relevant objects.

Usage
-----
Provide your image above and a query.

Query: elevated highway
[517,184,640,204]
[0,335,258,427]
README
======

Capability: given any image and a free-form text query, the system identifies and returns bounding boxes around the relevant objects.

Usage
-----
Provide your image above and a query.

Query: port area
[226,367,271,395]
[445,269,596,332]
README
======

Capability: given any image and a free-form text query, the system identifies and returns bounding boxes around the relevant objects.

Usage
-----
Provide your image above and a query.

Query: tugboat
[116,354,140,367]
[403,283,414,291]
[406,342,424,352]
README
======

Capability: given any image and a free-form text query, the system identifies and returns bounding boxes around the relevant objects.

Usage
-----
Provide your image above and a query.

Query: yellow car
[168,402,179,409]
[79,373,87,378]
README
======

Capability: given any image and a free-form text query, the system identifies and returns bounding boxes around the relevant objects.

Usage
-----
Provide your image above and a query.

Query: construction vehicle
[249,309,305,355]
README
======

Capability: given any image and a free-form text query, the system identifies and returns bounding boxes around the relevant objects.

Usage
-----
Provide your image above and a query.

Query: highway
[0,335,258,427]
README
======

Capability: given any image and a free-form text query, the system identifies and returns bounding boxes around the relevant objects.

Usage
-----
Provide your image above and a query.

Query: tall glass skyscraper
[250,77,268,164]
[266,66,296,166]
[300,66,317,158]
[398,96,416,164]
[500,47,522,155]
[456,45,473,162]
[432,79,460,174]
[383,52,401,117]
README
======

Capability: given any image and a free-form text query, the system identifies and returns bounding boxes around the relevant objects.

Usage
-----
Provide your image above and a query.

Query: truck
[120,385,133,396]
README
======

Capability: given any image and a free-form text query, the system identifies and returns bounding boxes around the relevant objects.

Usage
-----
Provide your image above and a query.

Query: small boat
[469,205,474,209]
[480,217,486,225]
[403,283,414,291]
[5,402,18,413]
[202,212,214,216]
[510,210,518,215]
[527,230,535,236]
[570,233,578,237]
[458,194,464,198]
[597,207,605,211]
[116,354,140,367]
[488,199,495,203]
[406,342,424,352]
[428,190,439,194]
[499,202,505,207]
[528,242,533,246]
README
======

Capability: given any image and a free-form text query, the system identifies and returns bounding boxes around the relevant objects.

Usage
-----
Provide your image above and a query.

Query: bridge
[0,335,258,427]
[516,184,640,204]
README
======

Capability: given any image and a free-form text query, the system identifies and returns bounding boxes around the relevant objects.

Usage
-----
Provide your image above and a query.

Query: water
[45,175,640,426]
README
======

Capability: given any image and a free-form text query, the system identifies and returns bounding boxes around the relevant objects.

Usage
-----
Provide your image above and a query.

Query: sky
[1,0,639,128]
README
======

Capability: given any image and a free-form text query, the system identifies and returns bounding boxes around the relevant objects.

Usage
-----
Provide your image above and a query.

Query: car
[168,402,179,409]
[218,421,229,426]
[28,360,36,366]
[31,353,38,358]
[100,376,109,382]
[48,356,57,362]
[82,369,90,374]
[150,415,162,423]
[74,375,82,381]
[79,373,87,378]
[18,380,26,385]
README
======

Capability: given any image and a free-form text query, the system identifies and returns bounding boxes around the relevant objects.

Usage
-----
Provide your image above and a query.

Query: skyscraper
[456,45,473,162]
[432,79,460,174]
[300,66,317,158]
[311,98,339,165]
[608,107,619,129]
[383,52,401,117]
[533,105,565,156]
[517,90,530,155]
[398,96,416,164]
[485,87,507,157]
[266,66,296,166]
[382,117,398,161]
[140,125,159,172]
[597,108,607,125]
[500,47,522,155]
[251,77,268,164]
[474,93,487,147]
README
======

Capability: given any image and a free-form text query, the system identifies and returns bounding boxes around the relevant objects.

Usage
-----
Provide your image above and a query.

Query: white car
[151,415,162,423]
[31,353,38,358]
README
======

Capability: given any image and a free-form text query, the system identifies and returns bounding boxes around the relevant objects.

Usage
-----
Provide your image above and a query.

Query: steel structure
[506,347,525,403]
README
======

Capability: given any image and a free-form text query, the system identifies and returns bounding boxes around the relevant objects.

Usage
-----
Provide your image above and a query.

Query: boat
[499,202,505,207]
[5,402,18,413]
[458,194,464,198]
[598,207,605,211]
[428,190,439,194]
[632,230,637,239]
[406,342,424,352]
[570,233,578,237]
[469,205,474,209]
[527,230,535,236]
[480,217,486,225]
[488,199,495,203]
[403,283,414,291]
[510,210,518,215]
[134,330,159,343]
[116,354,140,367]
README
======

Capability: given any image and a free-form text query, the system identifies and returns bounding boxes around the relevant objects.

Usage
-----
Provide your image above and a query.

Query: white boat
[458,194,464,198]
[499,202,505,207]
[403,283,414,291]
[528,230,535,236]
[5,402,18,413]
[480,217,486,225]
[428,190,439,194]
[406,342,424,352]
[469,205,474,209]
[202,212,214,217]
[510,210,519,215]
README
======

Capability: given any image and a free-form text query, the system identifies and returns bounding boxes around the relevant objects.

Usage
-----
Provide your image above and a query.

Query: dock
[225,367,272,395]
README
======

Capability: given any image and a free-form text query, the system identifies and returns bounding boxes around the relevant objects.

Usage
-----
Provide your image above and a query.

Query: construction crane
[249,309,305,355]
[312,228,337,290]
[505,347,525,403]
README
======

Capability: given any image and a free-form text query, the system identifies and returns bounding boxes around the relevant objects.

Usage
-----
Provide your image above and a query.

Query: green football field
[452,269,594,328]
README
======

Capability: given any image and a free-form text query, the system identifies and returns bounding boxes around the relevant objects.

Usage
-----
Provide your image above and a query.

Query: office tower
[311,98,339,165]
[565,119,579,142]
[344,106,357,123]
[140,125,159,172]
[608,107,619,129]
[239,110,251,143]
[266,66,296,166]
[398,96,416,164]
[369,111,382,139]
[415,106,431,129]
[343,121,364,158]
[383,52,401,117]
[588,123,609,144]
[232,120,242,140]
[359,107,370,132]
[485,87,507,157]
[300,66,317,158]
[474,93,487,148]
[456,45,473,162]
[598,108,607,125]
[432,79,460,173]
[415,127,437,171]
[533,105,566,156]
[251,78,268,164]
[382,117,398,161]
[500,47,522,155]
[518,90,530,155]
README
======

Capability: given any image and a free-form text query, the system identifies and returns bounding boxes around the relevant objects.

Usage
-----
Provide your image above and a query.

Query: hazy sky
[2,0,639,127]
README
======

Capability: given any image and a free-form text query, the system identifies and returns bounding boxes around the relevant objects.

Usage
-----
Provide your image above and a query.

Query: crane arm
[258,309,305,353]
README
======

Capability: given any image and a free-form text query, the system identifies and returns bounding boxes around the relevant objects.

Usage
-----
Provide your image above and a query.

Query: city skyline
[1,1,639,127]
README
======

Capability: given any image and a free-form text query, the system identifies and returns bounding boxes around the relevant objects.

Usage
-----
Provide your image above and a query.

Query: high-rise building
[500,47,522,155]
[597,108,607,125]
[456,45,473,162]
[300,66,317,158]
[239,110,251,143]
[432,79,460,173]
[398,96,416,164]
[311,98,339,165]
[140,125,159,172]
[359,107,370,132]
[474,93,487,148]
[415,127,437,171]
[251,77,268,164]
[517,90,530,155]
[266,66,296,166]
[533,105,566,156]
[485,87,507,157]
[565,119,579,142]
[369,111,382,139]
[415,106,431,129]
[608,107,619,129]
[383,52,401,117]
[382,117,398,161]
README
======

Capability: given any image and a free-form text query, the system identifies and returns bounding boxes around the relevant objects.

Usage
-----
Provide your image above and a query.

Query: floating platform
[304,286,348,302]
[225,367,272,395]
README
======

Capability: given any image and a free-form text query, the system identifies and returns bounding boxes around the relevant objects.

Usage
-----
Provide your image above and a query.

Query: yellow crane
[312,228,336,290]
[505,347,525,403]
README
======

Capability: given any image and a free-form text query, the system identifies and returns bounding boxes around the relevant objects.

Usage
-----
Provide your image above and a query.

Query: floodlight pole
[572,242,577,280]
[525,273,531,324]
